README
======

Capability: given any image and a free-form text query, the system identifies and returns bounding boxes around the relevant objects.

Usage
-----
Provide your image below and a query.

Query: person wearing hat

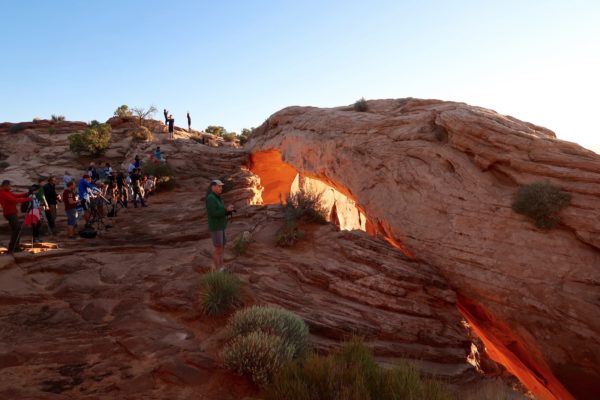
[206,179,234,270]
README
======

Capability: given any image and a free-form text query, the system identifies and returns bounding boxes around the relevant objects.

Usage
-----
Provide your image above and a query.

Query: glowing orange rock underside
[248,150,414,258]
[248,149,578,399]
[457,295,574,400]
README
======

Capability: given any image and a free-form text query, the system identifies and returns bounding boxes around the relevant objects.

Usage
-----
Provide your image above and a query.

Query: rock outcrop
[247,98,600,400]
[0,119,511,398]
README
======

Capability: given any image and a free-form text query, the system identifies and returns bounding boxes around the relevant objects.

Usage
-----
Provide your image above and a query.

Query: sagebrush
[221,331,295,386]
[200,270,241,316]
[512,181,570,229]
[266,339,454,400]
[226,306,309,358]
[130,126,153,142]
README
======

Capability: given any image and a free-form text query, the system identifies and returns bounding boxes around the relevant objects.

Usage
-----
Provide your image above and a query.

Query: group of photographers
[0,155,158,253]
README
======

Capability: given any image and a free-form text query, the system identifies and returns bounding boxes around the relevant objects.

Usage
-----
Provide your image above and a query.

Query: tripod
[86,192,112,235]
[14,196,53,251]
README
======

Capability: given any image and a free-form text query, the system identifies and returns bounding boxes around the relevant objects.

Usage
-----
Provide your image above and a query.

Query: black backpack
[79,227,97,239]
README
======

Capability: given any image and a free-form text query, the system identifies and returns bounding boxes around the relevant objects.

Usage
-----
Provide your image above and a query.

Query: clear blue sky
[1,0,599,151]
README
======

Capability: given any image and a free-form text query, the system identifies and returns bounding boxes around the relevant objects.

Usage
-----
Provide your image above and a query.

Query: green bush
[266,339,454,400]
[512,181,571,229]
[142,160,175,191]
[221,331,296,386]
[238,128,252,145]
[68,123,112,156]
[227,306,309,358]
[206,125,226,137]
[51,114,65,121]
[200,270,241,316]
[285,191,328,224]
[354,97,368,112]
[48,126,57,135]
[114,104,132,117]
[233,232,252,256]
[222,132,237,142]
[9,124,26,133]
[130,126,153,142]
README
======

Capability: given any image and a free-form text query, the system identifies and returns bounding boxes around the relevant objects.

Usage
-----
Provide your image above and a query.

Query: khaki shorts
[210,230,226,247]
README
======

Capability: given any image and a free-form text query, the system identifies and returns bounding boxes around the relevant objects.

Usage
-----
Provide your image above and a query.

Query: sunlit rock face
[248,98,600,400]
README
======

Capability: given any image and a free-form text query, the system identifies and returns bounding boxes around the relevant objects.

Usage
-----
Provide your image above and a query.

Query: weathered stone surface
[0,110,529,399]
[248,98,600,399]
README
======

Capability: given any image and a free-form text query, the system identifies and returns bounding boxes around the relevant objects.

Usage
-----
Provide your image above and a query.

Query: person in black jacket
[168,115,175,139]
[43,175,61,231]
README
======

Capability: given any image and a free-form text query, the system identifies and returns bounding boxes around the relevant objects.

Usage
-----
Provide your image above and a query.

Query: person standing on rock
[187,112,191,132]
[0,180,31,253]
[62,180,78,239]
[206,179,234,271]
[163,109,168,125]
[43,176,61,233]
[168,115,175,139]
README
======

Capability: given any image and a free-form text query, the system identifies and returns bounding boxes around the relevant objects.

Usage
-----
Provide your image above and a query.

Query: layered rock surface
[0,121,503,398]
[248,98,600,400]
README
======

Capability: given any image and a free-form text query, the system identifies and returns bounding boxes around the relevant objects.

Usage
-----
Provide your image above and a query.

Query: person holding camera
[78,174,100,226]
[0,180,31,253]
[206,179,234,271]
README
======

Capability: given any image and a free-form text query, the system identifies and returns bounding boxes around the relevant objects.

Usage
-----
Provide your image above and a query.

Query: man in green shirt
[206,179,234,270]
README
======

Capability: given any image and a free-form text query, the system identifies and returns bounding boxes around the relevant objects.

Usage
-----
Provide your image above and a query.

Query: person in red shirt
[0,180,31,253]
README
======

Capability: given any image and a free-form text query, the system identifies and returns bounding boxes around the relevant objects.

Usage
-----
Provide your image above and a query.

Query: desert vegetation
[51,114,65,121]
[199,270,241,316]
[142,160,175,191]
[68,122,112,156]
[129,126,153,142]
[131,105,157,127]
[512,181,571,229]
[266,338,454,400]
[114,104,133,117]
[276,191,328,247]
[354,97,368,112]
[221,306,309,385]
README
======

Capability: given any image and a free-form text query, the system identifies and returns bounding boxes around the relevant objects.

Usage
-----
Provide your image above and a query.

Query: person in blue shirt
[78,174,99,226]
[154,147,162,161]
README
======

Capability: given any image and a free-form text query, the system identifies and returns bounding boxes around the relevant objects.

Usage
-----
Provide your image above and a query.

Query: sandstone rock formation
[0,119,516,398]
[247,98,600,400]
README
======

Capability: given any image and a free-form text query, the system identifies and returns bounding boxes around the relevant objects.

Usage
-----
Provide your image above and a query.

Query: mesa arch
[246,99,600,400]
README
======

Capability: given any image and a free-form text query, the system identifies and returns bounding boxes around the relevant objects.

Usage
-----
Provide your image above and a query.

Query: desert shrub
[51,114,65,121]
[512,181,571,229]
[32,117,41,122]
[206,125,226,137]
[266,339,454,400]
[238,128,252,145]
[114,104,132,117]
[48,126,57,135]
[221,331,296,386]
[233,231,252,256]
[276,220,304,247]
[130,126,153,142]
[142,160,175,191]
[68,123,112,156]
[9,124,26,133]
[227,306,309,358]
[222,132,237,142]
[200,270,241,316]
[285,191,328,224]
[354,97,368,112]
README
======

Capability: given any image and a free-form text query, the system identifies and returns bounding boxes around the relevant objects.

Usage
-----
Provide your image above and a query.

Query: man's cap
[211,179,225,186]
[83,174,90,179]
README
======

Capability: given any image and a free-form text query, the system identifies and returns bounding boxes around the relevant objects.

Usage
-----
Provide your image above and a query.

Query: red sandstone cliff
[247,98,600,400]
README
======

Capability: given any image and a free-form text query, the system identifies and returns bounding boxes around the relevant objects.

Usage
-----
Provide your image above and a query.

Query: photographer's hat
[211,179,224,186]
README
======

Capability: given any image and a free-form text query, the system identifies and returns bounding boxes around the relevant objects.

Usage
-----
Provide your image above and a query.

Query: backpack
[79,227,97,239]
